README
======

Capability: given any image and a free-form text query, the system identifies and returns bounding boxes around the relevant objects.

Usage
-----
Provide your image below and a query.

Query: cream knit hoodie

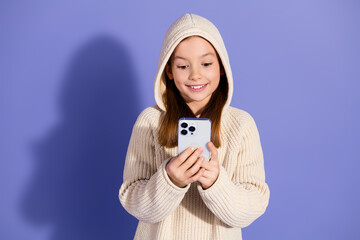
[119,13,270,240]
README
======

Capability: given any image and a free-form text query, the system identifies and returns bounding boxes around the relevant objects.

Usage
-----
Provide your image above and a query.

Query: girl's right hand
[165,146,205,188]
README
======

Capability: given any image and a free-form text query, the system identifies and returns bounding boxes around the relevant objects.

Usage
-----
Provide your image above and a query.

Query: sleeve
[118,109,190,223]
[197,113,270,228]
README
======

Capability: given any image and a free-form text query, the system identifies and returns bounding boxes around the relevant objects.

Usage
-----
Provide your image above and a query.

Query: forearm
[119,158,190,223]
[198,166,270,228]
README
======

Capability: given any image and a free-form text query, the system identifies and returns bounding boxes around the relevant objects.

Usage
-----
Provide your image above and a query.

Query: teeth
[190,84,205,89]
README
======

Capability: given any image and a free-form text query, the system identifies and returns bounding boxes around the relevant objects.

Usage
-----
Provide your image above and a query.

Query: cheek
[173,70,188,83]
[173,78,185,92]
[205,68,221,81]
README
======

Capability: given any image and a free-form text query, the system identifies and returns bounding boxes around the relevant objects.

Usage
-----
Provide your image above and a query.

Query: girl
[119,13,270,240]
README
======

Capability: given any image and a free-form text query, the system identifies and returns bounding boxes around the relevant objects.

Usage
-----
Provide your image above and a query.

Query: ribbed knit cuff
[196,165,268,228]
[196,165,239,227]
[197,165,231,196]
[161,157,191,192]
[120,157,192,223]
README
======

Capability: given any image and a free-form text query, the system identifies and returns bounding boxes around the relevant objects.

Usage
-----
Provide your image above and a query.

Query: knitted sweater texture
[119,105,270,239]
[119,13,270,239]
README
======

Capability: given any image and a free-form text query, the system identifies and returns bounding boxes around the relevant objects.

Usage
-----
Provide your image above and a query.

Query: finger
[185,156,204,177]
[208,142,218,162]
[200,161,213,171]
[188,167,205,184]
[198,176,211,186]
[180,147,203,170]
[200,169,215,179]
[174,146,196,167]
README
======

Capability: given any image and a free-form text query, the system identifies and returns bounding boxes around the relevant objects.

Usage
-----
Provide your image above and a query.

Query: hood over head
[153,13,233,111]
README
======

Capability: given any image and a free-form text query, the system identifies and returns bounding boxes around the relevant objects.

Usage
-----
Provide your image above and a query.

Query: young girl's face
[165,36,223,114]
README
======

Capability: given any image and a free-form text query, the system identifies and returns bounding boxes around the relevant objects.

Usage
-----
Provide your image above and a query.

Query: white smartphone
[178,118,211,162]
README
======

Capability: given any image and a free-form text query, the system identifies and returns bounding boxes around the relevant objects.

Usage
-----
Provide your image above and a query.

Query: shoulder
[129,105,163,141]
[223,106,257,130]
[134,105,164,127]
[221,106,262,148]
[137,105,163,120]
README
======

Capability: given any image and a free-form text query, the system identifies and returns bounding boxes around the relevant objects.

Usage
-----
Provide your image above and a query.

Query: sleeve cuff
[161,157,191,193]
[197,165,233,197]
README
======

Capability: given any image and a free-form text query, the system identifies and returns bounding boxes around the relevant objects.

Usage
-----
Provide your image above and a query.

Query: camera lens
[181,122,188,128]
[181,129,188,135]
[189,126,195,132]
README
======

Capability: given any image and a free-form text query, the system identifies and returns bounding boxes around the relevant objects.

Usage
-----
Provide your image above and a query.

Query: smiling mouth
[186,84,208,91]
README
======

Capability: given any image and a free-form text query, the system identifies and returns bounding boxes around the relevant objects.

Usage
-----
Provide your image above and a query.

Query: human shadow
[20,35,139,240]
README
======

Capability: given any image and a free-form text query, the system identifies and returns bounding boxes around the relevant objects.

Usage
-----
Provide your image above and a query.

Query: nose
[189,66,201,81]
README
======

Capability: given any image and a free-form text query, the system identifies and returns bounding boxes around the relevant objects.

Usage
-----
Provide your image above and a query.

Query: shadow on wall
[20,35,139,240]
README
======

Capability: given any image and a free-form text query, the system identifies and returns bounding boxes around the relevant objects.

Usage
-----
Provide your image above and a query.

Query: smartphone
[178,118,211,162]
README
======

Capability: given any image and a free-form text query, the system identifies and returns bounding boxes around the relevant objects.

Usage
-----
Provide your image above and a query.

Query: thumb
[208,142,218,161]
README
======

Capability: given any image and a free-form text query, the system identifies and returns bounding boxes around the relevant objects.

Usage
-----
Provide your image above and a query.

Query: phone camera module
[181,129,188,135]
[189,126,196,132]
[181,122,188,128]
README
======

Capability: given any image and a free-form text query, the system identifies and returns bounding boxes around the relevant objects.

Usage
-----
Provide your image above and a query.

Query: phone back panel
[178,118,211,161]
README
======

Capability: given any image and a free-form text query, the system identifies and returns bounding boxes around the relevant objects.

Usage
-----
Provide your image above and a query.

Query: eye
[177,65,189,69]
[203,63,213,67]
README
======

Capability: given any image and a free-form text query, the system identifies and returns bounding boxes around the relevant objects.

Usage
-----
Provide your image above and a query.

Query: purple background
[1,0,359,239]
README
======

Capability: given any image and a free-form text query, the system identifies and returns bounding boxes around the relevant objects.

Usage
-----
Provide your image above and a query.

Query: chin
[186,95,211,104]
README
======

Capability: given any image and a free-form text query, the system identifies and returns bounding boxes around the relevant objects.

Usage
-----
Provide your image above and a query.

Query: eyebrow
[173,52,215,60]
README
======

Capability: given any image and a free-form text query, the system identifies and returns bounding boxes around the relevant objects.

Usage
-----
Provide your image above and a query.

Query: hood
[153,13,233,111]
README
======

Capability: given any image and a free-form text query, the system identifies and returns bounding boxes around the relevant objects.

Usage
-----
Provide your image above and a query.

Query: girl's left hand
[198,142,220,190]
